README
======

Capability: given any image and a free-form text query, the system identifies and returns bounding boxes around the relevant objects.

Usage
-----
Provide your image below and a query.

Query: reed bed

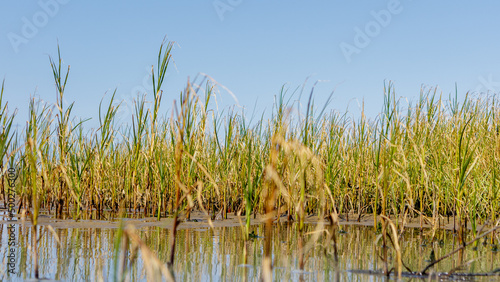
[2,43,500,241]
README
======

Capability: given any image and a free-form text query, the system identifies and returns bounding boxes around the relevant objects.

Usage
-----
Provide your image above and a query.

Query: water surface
[0,221,499,281]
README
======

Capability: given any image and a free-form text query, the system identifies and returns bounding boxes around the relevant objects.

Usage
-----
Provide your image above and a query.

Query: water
[0,221,498,281]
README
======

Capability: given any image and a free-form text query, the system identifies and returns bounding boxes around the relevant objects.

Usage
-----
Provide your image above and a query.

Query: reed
[25,97,52,278]
[49,45,72,218]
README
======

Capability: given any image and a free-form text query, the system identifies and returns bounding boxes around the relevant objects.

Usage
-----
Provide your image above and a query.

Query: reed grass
[3,42,500,249]
[0,79,16,208]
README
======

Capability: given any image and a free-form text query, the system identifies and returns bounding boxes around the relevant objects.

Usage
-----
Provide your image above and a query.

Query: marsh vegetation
[1,41,499,280]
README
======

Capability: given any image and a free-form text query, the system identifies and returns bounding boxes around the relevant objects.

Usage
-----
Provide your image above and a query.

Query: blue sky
[1,1,500,130]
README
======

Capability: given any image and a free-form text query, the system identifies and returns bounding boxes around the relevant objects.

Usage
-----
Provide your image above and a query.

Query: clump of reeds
[2,41,500,257]
[0,79,16,207]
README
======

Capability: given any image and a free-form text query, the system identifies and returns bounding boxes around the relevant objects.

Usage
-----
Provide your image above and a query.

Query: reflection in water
[0,222,498,281]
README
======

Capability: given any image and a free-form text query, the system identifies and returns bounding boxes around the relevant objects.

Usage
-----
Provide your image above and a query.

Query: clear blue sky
[2,1,500,130]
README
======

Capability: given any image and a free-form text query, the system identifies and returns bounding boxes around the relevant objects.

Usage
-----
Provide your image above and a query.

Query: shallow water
[0,221,499,281]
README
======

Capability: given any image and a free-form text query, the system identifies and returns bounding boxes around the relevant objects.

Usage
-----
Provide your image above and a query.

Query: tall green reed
[49,45,72,218]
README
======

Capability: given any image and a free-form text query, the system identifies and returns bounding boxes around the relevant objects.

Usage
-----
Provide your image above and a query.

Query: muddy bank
[0,210,487,231]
